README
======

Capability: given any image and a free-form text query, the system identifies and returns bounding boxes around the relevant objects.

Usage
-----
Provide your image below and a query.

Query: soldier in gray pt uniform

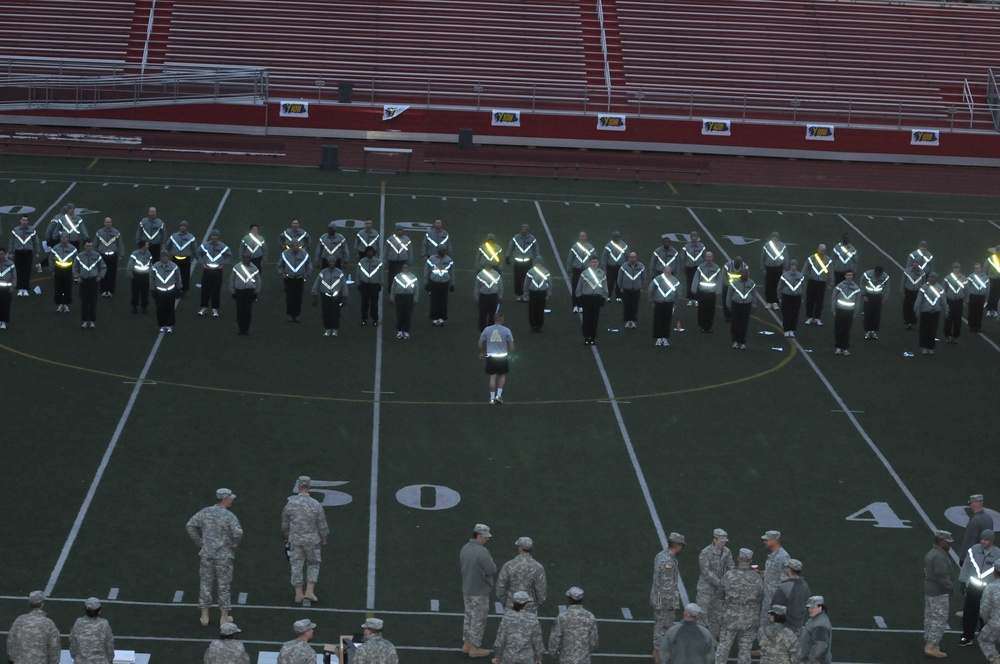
[203,622,250,664]
[187,488,244,626]
[651,532,686,657]
[277,619,317,664]
[496,536,547,613]
[978,559,1000,664]
[354,617,398,664]
[493,591,544,664]
[770,559,810,635]
[799,596,832,664]
[282,476,330,604]
[69,597,115,664]
[924,529,954,659]
[760,530,790,626]
[715,548,764,664]
[461,523,497,658]
[696,528,735,640]
[757,605,797,664]
[6,590,60,664]
[659,603,713,664]
[548,587,598,664]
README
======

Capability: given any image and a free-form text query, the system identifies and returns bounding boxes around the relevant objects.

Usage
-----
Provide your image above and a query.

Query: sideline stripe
[535,201,689,605]
[44,189,231,595]
[366,181,387,608]
[688,207,951,557]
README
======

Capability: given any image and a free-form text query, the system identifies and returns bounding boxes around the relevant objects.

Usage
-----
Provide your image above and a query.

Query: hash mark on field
[625,204,631,209]
[108,588,119,600]
[473,198,478,202]
[41,180,47,184]
[195,187,201,191]
[172,591,183,603]
[565,202,570,206]
[102,183,108,187]
[558,605,567,615]
[257,189,262,193]
[656,206,661,210]
[494,602,504,614]
[503,199,508,203]
[442,197,447,201]
[132,184,138,188]
[238,593,248,605]
[621,607,633,619]
[411,195,416,200]
[318,192,324,196]
[777,211,783,215]
[164,186,170,190]
[288,191,293,194]
[747,209,752,214]
[874,615,887,628]
[595,203,600,207]
[430,599,439,611]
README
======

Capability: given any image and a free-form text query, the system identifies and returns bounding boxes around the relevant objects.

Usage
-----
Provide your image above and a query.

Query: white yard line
[535,200,689,605]
[44,189,231,595]
[30,183,77,229]
[366,183,387,609]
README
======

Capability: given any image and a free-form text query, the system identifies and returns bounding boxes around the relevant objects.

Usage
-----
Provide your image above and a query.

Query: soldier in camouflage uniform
[282,476,330,604]
[715,548,764,664]
[460,523,497,658]
[496,536,548,613]
[277,619,318,664]
[696,528,734,640]
[6,591,60,664]
[651,532,686,657]
[204,622,250,664]
[760,530,790,626]
[756,605,797,664]
[924,529,954,658]
[69,597,115,664]
[186,487,244,626]
[354,617,399,664]
[493,591,544,664]
[548,587,598,664]
[978,559,1000,664]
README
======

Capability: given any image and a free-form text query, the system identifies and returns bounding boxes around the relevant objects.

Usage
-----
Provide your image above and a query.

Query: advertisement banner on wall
[806,124,835,141]
[910,129,940,146]
[597,114,627,131]
[492,110,521,127]
[701,119,731,136]
[382,105,410,121]
[279,101,309,118]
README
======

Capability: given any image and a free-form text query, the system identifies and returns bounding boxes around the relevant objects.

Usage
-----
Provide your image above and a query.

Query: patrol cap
[512,591,531,604]
[611,230,621,238]
[667,532,686,545]
[210,229,220,237]
[160,250,170,257]
[521,224,530,231]
[689,231,699,238]
[785,558,803,572]
[28,590,45,604]
[661,234,671,241]
[769,604,787,616]
[789,259,798,267]
[738,548,753,560]
[935,529,954,542]
[220,623,241,635]
[771,231,780,239]
[84,597,101,610]
[216,488,236,500]
[566,587,584,600]
[805,595,824,608]
[953,262,961,270]
[487,233,496,241]
[293,619,316,634]
[994,559,1000,572]
[683,603,702,616]
[59,232,69,239]
[361,617,383,631]
[761,530,781,540]
[64,203,75,210]
[928,272,938,280]
[982,530,996,542]
[328,221,338,229]
[713,528,728,542]
[474,523,492,538]
[179,220,189,228]
[970,494,985,504]
[394,223,405,231]
[919,240,928,248]
[297,476,311,487]
[515,536,533,550]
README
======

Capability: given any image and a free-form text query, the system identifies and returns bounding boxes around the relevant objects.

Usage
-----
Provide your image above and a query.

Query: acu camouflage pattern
[463,593,490,647]
[496,554,548,611]
[923,594,949,645]
[761,547,790,625]
[696,542,734,638]
[650,549,681,647]
[204,638,251,664]
[979,580,1000,660]
[493,609,544,664]
[6,608,61,664]
[756,623,798,664]
[69,615,115,664]
[715,565,764,664]
[282,493,330,586]
[276,638,317,664]
[353,633,399,664]
[187,504,243,611]
[548,604,599,663]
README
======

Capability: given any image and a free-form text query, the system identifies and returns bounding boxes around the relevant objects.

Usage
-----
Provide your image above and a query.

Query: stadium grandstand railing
[988,68,1000,132]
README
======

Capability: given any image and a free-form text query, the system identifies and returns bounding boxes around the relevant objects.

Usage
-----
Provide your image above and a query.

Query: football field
[2,155,999,663]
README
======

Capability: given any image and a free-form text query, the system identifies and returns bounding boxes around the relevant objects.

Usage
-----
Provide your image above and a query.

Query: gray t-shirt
[480,324,513,357]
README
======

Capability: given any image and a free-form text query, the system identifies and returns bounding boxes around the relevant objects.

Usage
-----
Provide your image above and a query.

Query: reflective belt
[654,277,677,299]
[970,273,989,291]
[922,285,943,307]
[477,271,499,290]
[570,242,591,265]
[61,215,82,235]
[528,267,549,289]
[946,275,965,294]
[808,253,830,276]
[54,247,78,268]
[834,284,858,308]
[698,267,718,289]
[862,274,887,293]
[605,241,626,263]
[281,253,309,275]
[904,271,924,286]
[395,273,417,291]
[834,245,857,265]
[154,266,177,290]
[360,262,382,280]
[488,352,508,358]
[320,275,342,295]
[731,283,755,302]
[387,236,411,256]
[131,257,151,273]
[763,241,785,263]
[479,243,501,263]
[913,250,933,271]
[234,264,259,285]
[581,267,604,291]
[780,275,803,293]
[12,230,36,248]
[321,237,345,256]
[684,246,705,263]
[513,238,537,259]
[968,549,996,585]
[171,235,195,252]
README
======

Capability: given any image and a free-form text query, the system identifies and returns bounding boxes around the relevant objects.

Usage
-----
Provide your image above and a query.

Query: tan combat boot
[462,641,471,653]
[304,582,318,602]
[199,608,209,626]
[220,610,233,625]
[652,649,660,663]
[923,642,947,658]
[468,645,492,658]
[294,585,304,603]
